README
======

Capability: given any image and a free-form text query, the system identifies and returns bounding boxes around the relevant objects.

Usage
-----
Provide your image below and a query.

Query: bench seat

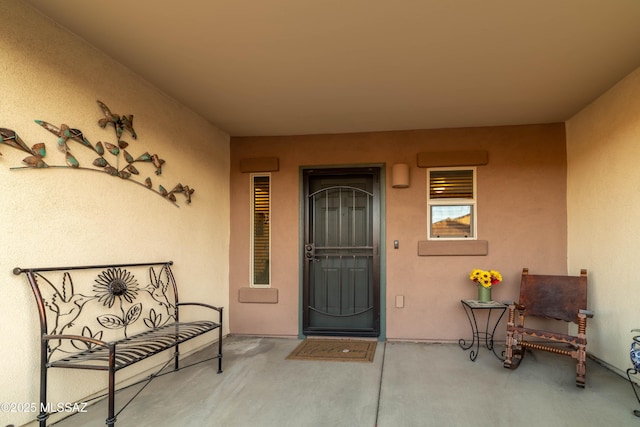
[49,320,220,371]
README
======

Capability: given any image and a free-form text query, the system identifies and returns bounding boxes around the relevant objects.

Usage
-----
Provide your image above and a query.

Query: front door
[303,167,380,337]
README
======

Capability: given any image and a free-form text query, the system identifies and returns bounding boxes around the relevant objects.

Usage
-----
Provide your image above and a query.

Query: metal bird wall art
[0,128,47,167]
[2,100,195,206]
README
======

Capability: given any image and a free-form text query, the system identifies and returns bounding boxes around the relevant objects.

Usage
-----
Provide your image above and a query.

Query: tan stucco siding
[566,66,640,372]
[230,124,567,340]
[0,2,230,425]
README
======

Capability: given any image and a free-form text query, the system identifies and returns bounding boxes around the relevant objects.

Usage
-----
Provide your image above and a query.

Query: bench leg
[217,328,223,374]
[106,345,117,427]
[37,342,48,427]
[217,308,223,374]
[174,344,180,371]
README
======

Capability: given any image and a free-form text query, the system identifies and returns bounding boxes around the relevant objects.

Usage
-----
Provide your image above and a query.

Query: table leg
[459,303,480,361]
[459,302,507,362]
[486,308,507,361]
[626,368,640,417]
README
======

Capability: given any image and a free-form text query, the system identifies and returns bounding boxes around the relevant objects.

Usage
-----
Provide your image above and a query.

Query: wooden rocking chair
[503,268,594,387]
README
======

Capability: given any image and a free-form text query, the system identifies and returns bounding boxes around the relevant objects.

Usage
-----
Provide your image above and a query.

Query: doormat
[286,339,376,362]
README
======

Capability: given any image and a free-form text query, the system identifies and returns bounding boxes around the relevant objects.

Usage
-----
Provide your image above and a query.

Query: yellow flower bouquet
[469,269,502,289]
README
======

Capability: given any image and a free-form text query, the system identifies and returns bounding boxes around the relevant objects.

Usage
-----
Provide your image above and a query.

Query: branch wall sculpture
[0,100,194,206]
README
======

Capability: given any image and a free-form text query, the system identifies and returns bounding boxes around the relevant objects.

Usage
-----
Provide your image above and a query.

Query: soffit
[23,0,640,136]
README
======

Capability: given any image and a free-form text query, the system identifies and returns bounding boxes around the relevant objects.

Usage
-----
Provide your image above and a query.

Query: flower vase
[478,286,492,303]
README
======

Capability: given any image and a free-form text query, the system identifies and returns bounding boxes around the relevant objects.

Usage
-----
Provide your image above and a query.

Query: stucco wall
[230,124,568,341]
[0,2,230,426]
[566,66,640,373]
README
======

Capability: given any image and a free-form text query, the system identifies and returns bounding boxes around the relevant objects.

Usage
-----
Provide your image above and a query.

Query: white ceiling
[23,0,640,137]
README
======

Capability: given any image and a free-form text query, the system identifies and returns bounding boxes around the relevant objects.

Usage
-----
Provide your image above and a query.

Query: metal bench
[14,261,223,427]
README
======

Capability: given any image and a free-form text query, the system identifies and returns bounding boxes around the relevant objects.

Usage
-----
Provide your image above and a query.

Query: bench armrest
[177,302,223,313]
[44,334,109,347]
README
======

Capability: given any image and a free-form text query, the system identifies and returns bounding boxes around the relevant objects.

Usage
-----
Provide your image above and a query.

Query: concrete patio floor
[48,335,639,427]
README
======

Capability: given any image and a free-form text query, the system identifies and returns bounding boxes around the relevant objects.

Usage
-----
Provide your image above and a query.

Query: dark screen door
[303,168,380,337]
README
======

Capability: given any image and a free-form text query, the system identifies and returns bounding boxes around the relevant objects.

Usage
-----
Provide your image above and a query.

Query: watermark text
[0,402,88,413]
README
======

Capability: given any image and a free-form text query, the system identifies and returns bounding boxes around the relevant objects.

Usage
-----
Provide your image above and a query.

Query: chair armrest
[506,302,526,327]
[579,309,594,318]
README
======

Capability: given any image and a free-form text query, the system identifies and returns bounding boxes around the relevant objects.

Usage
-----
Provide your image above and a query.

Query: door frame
[298,164,386,340]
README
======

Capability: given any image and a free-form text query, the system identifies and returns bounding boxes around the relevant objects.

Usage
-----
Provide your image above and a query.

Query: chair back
[519,268,588,323]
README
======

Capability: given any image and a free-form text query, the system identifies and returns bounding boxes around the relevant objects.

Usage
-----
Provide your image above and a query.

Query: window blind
[252,175,270,285]
[429,169,473,199]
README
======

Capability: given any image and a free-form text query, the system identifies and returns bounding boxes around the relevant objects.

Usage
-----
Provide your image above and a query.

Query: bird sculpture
[0,127,48,167]
[97,100,137,140]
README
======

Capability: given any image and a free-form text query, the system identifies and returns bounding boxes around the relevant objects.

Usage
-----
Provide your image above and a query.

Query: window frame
[250,173,271,288]
[426,166,477,240]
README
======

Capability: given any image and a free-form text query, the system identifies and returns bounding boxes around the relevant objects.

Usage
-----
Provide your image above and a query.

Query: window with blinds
[427,168,476,239]
[251,174,270,286]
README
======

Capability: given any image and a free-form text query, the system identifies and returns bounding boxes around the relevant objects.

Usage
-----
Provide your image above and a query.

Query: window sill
[418,240,488,256]
[238,287,279,303]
